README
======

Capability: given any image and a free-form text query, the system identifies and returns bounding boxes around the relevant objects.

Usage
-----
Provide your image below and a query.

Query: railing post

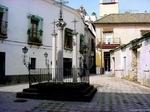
[28,65,31,88]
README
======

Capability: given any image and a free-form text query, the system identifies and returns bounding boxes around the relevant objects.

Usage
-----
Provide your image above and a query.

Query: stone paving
[0,75,150,112]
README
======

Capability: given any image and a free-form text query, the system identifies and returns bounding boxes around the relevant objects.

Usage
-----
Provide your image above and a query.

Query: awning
[31,15,41,22]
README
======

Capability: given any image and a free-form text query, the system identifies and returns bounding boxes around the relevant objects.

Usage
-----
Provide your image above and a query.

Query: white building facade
[0,0,86,84]
[110,33,150,87]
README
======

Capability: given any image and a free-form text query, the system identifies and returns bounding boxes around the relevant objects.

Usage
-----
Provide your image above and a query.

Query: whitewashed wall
[0,0,85,76]
[95,24,150,45]
[111,35,150,87]
[111,49,123,78]
[139,38,150,85]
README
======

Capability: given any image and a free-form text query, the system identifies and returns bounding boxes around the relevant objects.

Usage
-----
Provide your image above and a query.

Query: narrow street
[0,75,150,112]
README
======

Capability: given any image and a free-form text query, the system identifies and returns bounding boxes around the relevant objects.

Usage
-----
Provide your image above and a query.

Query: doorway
[0,52,5,82]
[63,58,72,76]
[104,52,110,72]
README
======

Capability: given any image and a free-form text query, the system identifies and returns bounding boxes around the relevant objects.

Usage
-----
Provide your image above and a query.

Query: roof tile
[94,13,150,24]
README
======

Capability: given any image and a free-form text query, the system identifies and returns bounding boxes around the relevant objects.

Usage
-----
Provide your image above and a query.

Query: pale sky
[68,0,150,16]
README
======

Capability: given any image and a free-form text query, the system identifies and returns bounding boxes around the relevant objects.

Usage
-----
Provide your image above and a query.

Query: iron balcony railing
[27,29,43,45]
[0,21,7,38]
[29,68,90,86]
[100,38,121,45]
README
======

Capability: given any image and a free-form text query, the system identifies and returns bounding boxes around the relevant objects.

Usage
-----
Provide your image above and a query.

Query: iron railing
[29,68,90,86]
[27,29,43,45]
[100,38,121,44]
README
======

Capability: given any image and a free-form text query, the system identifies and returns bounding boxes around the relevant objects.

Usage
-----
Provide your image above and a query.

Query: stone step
[23,84,94,94]
[17,87,97,102]
[16,83,97,102]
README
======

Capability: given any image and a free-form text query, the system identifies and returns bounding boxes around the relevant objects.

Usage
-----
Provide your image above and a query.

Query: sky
[67,0,150,16]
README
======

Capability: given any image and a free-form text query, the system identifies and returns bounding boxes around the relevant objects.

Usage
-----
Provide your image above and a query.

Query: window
[0,5,8,39]
[27,15,43,46]
[30,58,36,69]
[31,19,38,39]
[80,34,86,54]
[64,28,73,49]
[103,31,113,44]
[80,34,85,47]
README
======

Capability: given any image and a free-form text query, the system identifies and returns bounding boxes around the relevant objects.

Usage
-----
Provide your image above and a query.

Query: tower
[99,0,119,18]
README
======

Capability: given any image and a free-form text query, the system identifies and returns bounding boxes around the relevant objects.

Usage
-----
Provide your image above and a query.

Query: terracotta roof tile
[94,13,150,24]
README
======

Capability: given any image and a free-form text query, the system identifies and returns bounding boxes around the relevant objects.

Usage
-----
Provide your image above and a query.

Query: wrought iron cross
[55,0,68,19]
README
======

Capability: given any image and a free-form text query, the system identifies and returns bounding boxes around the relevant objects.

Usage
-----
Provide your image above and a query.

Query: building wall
[85,30,95,69]
[111,34,150,87]
[113,24,150,44]
[95,24,150,45]
[139,38,150,86]
[95,24,150,73]
[99,2,119,17]
[111,49,123,78]
[0,0,85,83]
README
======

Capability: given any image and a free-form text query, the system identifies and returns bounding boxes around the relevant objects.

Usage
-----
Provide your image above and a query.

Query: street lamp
[22,46,31,87]
[44,52,49,68]
[44,52,50,81]
[44,52,48,59]
[22,46,30,68]
[22,47,28,66]
[22,46,28,54]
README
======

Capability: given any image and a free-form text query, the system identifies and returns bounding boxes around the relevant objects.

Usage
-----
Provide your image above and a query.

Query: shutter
[38,17,43,35]
[27,14,32,41]
[1,7,8,35]
[38,17,43,42]
[80,34,85,46]
[31,15,40,22]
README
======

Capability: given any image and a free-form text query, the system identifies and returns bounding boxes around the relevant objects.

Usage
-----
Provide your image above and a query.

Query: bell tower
[99,0,119,18]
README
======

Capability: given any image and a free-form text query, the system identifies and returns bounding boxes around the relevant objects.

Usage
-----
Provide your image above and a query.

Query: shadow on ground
[93,91,150,112]
[0,90,150,112]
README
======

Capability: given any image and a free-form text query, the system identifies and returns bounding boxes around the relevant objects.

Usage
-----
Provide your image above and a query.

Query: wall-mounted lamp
[44,52,49,68]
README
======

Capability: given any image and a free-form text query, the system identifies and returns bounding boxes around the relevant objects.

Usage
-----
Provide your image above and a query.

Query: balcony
[27,29,43,46]
[97,38,120,49]
[0,21,7,39]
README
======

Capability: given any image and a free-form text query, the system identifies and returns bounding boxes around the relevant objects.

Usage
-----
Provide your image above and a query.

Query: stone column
[72,32,78,82]
[56,18,66,82]
[52,33,57,80]
[131,49,138,81]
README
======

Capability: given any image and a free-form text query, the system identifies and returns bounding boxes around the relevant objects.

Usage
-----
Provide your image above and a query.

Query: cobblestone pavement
[0,75,150,112]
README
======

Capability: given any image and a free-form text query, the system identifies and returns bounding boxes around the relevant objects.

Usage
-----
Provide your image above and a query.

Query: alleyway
[0,75,150,112]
